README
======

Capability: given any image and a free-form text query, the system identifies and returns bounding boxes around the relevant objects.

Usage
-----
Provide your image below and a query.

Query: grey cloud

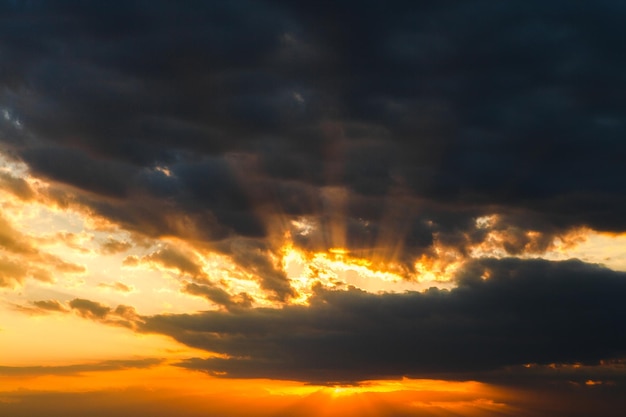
[0,171,34,200]
[143,245,205,278]
[61,298,141,329]
[139,258,626,383]
[69,298,111,319]
[98,281,132,293]
[218,237,296,301]
[32,299,68,313]
[21,147,136,198]
[131,244,290,303]
[0,358,164,377]
[183,281,252,312]
[99,238,132,255]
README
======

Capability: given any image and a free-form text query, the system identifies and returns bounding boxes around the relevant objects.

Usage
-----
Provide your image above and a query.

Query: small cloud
[0,171,34,200]
[69,298,111,319]
[100,238,132,255]
[114,304,140,321]
[585,379,608,386]
[11,299,69,316]
[98,281,133,293]
[49,257,86,274]
[133,245,206,278]
[0,358,164,377]
[292,91,305,104]
[155,165,172,177]
[65,297,142,329]
[280,32,298,46]
[183,281,252,311]
[122,255,140,267]
[33,299,69,313]
[0,256,29,288]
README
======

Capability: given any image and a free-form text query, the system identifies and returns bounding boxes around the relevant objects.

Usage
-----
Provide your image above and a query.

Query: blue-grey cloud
[139,258,626,383]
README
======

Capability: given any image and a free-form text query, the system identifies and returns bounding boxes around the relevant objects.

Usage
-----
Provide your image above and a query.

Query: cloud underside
[48,258,620,383]
[1,1,625,300]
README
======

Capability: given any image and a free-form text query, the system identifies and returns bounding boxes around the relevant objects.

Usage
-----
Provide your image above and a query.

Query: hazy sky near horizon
[1,1,626,415]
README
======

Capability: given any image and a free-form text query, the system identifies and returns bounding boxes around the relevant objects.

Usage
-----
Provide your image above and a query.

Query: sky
[1,1,626,416]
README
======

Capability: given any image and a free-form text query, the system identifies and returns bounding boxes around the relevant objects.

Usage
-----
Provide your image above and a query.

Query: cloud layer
[147,259,626,382]
[34,258,626,383]
[1,1,625,294]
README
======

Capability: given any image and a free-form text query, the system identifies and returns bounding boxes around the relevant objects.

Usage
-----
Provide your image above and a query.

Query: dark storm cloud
[22,146,137,198]
[1,1,626,283]
[140,259,626,383]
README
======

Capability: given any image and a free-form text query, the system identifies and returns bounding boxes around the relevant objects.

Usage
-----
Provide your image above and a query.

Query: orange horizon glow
[0,363,520,417]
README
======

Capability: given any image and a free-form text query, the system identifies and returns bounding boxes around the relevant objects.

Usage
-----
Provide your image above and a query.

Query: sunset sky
[1,1,626,416]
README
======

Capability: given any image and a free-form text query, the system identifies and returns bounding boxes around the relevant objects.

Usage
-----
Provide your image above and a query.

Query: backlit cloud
[142,259,626,383]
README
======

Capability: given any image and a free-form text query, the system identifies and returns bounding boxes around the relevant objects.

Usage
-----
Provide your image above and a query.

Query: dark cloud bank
[140,258,626,383]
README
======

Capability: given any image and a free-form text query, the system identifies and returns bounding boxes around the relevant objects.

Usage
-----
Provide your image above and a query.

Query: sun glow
[281,238,434,304]
[0,363,515,417]
[414,245,464,285]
